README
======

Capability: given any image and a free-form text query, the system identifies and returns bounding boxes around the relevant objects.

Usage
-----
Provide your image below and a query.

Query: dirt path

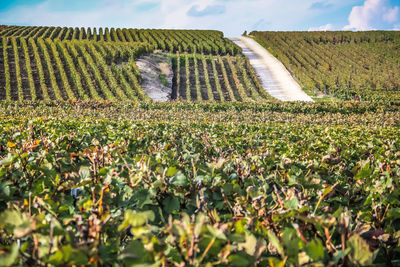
[231,36,314,102]
[136,53,173,101]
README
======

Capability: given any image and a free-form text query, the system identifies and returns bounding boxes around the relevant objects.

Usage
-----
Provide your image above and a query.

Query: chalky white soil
[136,53,173,101]
[231,36,314,102]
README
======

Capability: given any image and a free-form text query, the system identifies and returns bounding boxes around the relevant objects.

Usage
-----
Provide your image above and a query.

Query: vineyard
[0,101,400,266]
[171,53,271,101]
[0,33,269,102]
[1,24,400,266]
[0,26,241,55]
[250,31,400,102]
[0,37,152,101]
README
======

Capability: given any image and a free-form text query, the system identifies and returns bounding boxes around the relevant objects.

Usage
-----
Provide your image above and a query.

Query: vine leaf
[347,234,374,265]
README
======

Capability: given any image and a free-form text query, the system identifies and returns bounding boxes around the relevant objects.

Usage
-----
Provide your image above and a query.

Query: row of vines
[0,26,241,55]
[0,37,152,101]
[250,31,400,102]
[171,53,271,101]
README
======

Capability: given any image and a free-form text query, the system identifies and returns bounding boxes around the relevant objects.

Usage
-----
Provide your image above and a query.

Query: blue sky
[0,0,399,36]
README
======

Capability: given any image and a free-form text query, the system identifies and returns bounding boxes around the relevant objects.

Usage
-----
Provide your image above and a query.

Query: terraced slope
[251,31,400,102]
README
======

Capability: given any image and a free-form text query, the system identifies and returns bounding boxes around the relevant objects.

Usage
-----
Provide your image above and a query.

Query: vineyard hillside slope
[251,31,400,102]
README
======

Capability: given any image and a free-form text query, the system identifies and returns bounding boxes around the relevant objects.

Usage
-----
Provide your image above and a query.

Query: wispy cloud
[383,6,399,23]
[308,23,334,31]
[250,19,271,31]
[187,4,226,17]
[309,1,333,10]
[136,2,160,13]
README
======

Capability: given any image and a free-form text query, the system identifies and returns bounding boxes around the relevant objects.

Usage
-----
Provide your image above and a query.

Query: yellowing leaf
[268,231,284,257]
[268,257,286,267]
[7,142,16,148]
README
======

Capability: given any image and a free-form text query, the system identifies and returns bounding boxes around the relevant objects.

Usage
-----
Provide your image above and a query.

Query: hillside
[0,26,240,55]
[0,26,272,101]
[251,31,400,102]
[0,38,151,101]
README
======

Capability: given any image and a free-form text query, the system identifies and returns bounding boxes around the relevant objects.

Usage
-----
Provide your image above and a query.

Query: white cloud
[308,23,334,31]
[0,0,363,36]
[344,0,399,30]
[383,6,399,23]
[187,4,226,17]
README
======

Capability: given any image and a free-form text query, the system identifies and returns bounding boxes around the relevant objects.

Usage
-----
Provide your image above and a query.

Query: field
[250,31,400,102]
[171,53,270,101]
[0,26,240,55]
[0,26,272,102]
[1,25,400,266]
[0,38,152,101]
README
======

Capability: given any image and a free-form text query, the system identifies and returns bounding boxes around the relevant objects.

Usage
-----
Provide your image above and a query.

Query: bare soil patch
[136,53,173,101]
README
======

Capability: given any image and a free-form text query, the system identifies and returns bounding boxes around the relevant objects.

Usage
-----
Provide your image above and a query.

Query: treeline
[0,26,241,55]
[0,37,152,101]
[251,31,400,102]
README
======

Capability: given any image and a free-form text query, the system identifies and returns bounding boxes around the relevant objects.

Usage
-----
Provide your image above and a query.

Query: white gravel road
[231,36,314,102]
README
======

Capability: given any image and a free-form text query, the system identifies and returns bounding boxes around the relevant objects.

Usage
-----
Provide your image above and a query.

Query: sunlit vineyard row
[251,31,400,102]
[0,25,241,55]
[172,53,271,101]
[0,37,152,101]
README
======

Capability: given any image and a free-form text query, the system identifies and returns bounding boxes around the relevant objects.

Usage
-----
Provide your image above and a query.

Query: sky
[0,0,399,36]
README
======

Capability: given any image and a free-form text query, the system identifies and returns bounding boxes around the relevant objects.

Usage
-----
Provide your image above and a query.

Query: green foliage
[0,35,249,102]
[0,101,399,265]
[159,74,168,87]
[347,235,374,265]
[172,54,266,101]
[0,37,152,101]
[251,31,400,102]
[1,26,241,55]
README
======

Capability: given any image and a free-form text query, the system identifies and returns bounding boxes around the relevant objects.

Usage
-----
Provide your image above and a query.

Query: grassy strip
[20,38,36,100]
[185,52,191,101]
[55,40,88,100]
[2,38,11,100]
[193,53,202,101]
[37,38,63,100]
[201,53,214,101]
[218,55,236,101]
[211,56,225,101]
[11,38,23,101]
[46,39,76,100]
